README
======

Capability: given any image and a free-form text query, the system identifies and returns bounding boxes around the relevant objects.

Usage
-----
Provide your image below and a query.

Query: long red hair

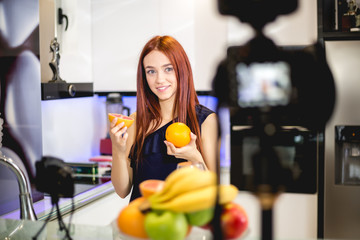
[132,35,202,162]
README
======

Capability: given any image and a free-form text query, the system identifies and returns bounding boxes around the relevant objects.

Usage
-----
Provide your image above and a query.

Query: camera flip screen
[236,62,291,108]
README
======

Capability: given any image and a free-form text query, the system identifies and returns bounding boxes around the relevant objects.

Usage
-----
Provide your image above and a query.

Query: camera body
[213,35,335,131]
[213,1,336,195]
[217,0,298,29]
[213,1,337,239]
[35,156,74,201]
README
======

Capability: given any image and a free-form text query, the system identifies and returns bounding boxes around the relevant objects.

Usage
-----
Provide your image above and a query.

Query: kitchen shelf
[321,31,360,40]
[318,0,360,41]
[41,82,93,100]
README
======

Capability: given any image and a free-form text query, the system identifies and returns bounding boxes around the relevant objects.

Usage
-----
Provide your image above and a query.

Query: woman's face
[143,50,177,104]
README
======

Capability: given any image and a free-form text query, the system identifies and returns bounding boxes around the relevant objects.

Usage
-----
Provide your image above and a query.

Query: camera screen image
[236,62,291,108]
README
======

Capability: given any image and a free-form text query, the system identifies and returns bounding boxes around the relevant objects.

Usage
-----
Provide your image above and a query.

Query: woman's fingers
[164,141,176,155]
[120,132,128,141]
[189,132,197,145]
[110,117,118,128]
[164,133,200,160]
[110,121,125,135]
[109,122,129,146]
[115,126,127,137]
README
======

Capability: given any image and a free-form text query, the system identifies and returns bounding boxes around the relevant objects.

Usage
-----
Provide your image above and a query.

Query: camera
[213,1,336,196]
[213,35,336,130]
[213,1,336,239]
[217,0,298,29]
[214,0,335,129]
[35,156,74,202]
[214,0,336,216]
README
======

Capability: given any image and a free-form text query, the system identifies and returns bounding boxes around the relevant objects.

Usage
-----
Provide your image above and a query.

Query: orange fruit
[108,113,134,128]
[165,122,191,148]
[139,179,165,198]
[117,197,148,239]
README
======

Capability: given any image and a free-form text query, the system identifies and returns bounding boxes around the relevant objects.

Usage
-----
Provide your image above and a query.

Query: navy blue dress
[129,104,214,202]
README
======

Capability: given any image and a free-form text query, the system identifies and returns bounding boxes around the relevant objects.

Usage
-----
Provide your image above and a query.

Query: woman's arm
[110,112,136,198]
[200,113,219,172]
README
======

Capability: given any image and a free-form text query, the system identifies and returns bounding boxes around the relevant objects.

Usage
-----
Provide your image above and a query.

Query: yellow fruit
[108,113,134,128]
[165,122,191,147]
[150,168,216,203]
[149,184,239,213]
[117,197,148,239]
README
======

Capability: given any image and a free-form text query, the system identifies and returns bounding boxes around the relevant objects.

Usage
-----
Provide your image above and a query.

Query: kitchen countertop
[0,217,114,240]
[0,169,244,239]
[0,168,323,239]
[0,217,225,240]
[1,179,116,221]
[1,167,231,223]
[0,216,337,240]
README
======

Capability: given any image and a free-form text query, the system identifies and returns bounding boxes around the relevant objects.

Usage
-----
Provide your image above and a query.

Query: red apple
[221,202,248,239]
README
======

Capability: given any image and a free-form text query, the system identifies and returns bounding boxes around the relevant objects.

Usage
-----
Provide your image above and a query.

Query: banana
[150,185,217,213]
[218,184,239,205]
[149,184,239,213]
[159,167,201,194]
[150,168,216,203]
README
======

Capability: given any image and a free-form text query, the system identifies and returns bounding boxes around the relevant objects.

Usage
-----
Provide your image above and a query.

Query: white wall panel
[91,0,228,92]
[228,0,318,46]
[92,0,161,92]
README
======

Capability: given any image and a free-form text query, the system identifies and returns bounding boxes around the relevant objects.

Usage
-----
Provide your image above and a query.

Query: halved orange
[139,179,165,198]
[108,113,134,128]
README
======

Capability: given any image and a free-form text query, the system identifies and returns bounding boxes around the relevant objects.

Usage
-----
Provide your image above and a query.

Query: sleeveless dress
[129,104,214,202]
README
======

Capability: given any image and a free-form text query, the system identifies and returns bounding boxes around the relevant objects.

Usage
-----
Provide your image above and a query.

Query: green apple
[144,210,188,240]
[186,208,214,226]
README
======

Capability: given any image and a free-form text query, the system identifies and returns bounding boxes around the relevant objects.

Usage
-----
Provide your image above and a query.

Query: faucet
[0,153,37,220]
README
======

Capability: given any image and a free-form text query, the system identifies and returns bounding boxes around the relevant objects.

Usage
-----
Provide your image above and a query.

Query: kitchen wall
[91,0,228,92]
[40,0,321,239]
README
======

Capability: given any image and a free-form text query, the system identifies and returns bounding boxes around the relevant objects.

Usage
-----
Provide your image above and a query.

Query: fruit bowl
[111,220,249,240]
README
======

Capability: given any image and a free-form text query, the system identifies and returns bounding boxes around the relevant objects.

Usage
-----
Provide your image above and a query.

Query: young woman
[109,35,218,201]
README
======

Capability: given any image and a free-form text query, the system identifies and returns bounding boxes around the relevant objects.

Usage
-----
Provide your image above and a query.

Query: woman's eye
[165,67,173,72]
[147,69,155,74]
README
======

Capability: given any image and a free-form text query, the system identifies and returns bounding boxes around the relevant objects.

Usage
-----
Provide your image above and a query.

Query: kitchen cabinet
[318,0,360,40]
[39,0,93,100]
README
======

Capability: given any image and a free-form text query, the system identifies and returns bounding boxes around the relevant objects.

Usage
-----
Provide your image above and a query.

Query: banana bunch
[147,167,238,213]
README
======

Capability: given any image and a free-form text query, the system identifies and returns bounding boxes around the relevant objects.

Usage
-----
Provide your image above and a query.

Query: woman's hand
[164,132,203,163]
[109,118,128,153]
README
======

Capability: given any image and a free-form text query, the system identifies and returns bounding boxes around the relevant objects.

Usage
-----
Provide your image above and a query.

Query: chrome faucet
[0,153,37,220]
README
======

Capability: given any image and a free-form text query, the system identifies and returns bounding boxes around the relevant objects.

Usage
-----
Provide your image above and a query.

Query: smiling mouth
[157,86,169,91]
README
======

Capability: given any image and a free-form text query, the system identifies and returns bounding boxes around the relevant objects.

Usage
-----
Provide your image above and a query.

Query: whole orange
[108,113,134,128]
[165,122,191,148]
[117,197,148,239]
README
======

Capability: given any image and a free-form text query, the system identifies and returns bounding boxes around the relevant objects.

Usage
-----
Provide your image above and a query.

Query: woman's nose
[155,71,166,83]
